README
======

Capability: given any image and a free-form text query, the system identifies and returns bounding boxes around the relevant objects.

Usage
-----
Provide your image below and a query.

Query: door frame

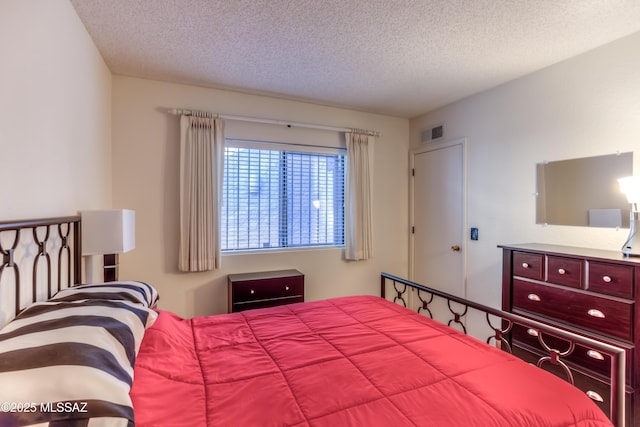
[409,137,468,298]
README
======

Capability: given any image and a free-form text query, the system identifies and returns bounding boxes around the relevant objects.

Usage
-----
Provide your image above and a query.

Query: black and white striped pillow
[51,281,159,308]
[0,299,157,427]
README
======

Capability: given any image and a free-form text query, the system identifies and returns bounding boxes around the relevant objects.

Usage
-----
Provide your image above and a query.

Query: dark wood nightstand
[103,254,119,281]
[228,269,304,313]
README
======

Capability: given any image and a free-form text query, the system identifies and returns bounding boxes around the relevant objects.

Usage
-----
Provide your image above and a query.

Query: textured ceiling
[70,0,640,118]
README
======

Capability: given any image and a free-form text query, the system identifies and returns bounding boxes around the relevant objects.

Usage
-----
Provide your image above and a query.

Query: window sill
[222,246,344,256]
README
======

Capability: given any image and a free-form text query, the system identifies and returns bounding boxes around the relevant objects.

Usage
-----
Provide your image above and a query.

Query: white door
[411,139,466,298]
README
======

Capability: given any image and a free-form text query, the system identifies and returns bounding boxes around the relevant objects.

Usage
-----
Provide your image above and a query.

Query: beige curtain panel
[345,132,374,261]
[178,116,225,272]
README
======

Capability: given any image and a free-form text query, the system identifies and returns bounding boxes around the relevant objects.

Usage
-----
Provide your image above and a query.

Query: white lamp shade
[618,176,640,204]
[81,209,135,255]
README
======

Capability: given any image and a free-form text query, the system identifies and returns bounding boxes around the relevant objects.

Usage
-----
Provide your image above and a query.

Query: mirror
[536,152,633,228]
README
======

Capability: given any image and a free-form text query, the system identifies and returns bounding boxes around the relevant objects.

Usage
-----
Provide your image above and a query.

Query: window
[222,140,345,251]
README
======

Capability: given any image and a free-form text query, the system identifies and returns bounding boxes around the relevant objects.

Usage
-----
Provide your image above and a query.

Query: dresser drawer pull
[521,262,529,268]
[587,309,605,319]
[602,275,612,283]
[250,289,255,295]
[586,390,604,403]
[587,350,605,361]
[558,268,566,275]
[527,294,541,302]
[285,286,290,291]
[526,328,539,337]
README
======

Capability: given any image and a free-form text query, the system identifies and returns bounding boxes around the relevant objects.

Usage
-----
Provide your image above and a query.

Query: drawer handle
[586,390,604,403]
[526,328,539,337]
[527,293,541,302]
[250,289,255,295]
[587,350,605,361]
[558,268,566,275]
[587,309,605,319]
[602,275,612,283]
[285,286,290,291]
[522,262,529,268]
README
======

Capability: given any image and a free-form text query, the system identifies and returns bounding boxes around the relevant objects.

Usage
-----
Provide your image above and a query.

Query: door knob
[451,245,461,252]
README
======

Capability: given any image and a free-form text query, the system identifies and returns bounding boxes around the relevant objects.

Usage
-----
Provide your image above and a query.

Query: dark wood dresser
[228,269,304,313]
[500,243,639,425]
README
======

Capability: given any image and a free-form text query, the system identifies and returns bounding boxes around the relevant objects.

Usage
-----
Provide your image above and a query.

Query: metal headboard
[0,216,81,322]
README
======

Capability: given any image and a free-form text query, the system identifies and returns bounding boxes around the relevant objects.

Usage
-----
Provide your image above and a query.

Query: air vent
[431,125,443,140]
[421,125,444,143]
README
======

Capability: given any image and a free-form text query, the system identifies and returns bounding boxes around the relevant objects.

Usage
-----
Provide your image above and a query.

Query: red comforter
[130,296,612,426]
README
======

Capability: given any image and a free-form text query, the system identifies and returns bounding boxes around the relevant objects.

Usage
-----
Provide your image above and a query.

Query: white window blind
[222,141,345,251]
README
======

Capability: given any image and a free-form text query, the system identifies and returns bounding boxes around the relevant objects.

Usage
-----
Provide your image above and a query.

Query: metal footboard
[381,272,626,427]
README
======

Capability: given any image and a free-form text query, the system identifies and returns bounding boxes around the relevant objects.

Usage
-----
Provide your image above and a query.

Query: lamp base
[622,213,640,257]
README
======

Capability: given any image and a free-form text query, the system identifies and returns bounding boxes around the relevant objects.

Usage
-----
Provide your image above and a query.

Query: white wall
[112,77,409,318]
[0,0,112,220]
[410,31,640,309]
[0,0,112,325]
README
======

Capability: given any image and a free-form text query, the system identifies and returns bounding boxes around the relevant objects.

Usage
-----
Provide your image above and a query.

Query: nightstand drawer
[513,252,544,280]
[232,276,303,302]
[513,280,633,341]
[234,296,305,311]
[588,262,634,299]
[547,256,583,289]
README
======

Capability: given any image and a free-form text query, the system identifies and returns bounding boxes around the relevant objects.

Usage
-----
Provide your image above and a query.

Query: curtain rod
[168,108,380,137]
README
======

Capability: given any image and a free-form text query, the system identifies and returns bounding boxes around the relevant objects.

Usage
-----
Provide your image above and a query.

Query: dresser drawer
[512,345,634,425]
[569,375,633,426]
[512,324,633,383]
[513,280,634,341]
[232,275,303,303]
[513,252,544,280]
[547,256,583,289]
[588,262,634,299]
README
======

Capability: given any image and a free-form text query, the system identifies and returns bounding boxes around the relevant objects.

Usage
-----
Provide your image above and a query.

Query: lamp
[81,209,135,281]
[618,176,640,257]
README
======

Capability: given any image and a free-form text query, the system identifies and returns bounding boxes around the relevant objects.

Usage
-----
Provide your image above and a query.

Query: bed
[0,217,627,426]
